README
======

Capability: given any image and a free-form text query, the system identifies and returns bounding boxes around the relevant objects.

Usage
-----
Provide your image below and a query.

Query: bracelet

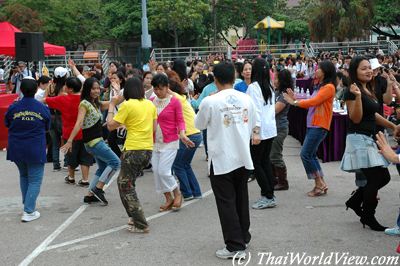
[67,140,72,143]
[108,112,114,114]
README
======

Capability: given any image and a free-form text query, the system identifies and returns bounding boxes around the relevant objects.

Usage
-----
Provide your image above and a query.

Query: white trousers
[152,149,178,193]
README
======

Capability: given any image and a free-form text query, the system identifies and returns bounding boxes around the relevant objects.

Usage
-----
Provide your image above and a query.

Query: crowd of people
[3,46,400,258]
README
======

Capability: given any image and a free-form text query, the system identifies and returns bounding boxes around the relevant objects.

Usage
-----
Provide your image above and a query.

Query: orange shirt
[297,83,335,131]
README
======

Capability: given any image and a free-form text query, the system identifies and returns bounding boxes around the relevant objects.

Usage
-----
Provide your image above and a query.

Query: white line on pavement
[19,205,88,266]
[19,175,118,266]
[45,189,214,251]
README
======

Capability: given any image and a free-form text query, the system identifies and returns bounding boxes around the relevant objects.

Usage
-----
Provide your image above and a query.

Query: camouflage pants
[118,150,152,229]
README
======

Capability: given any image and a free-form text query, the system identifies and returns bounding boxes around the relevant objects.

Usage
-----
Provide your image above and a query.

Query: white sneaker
[21,211,40,222]
[215,247,246,259]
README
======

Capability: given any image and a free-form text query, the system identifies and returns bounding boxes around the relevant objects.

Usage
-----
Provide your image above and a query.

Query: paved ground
[1,136,399,266]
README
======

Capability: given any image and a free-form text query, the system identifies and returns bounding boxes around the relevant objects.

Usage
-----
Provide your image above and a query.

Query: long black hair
[81,77,100,108]
[318,60,337,87]
[52,76,67,96]
[251,57,273,103]
[349,56,374,97]
[277,69,293,94]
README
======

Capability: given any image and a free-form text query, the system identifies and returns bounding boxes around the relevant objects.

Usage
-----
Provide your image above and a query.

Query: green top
[79,100,102,129]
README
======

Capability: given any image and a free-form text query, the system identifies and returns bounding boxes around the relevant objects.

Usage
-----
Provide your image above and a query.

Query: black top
[374,75,388,133]
[82,119,103,143]
[343,88,380,136]
[193,73,213,95]
[374,75,387,115]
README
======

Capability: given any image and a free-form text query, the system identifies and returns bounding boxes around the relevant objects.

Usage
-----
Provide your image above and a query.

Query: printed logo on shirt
[13,111,44,121]
[220,95,248,127]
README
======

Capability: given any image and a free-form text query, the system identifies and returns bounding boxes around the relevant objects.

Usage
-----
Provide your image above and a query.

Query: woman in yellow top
[107,77,157,233]
[167,70,203,201]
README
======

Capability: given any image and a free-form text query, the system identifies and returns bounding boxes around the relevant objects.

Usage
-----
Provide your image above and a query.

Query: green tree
[272,0,311,42]
[308,0,374,42]
[148,0,209,48]
[1,0,105,49]
[0,3,43,32]
[209,0,273,46]
[372,0,400,39]
[101,0,142,41]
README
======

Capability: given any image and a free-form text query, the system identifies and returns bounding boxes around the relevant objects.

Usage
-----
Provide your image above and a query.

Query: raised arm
[346,84,363,124]
[297,84,335,109]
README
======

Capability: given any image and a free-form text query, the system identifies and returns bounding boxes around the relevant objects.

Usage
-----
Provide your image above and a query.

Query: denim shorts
[340,133,389,172]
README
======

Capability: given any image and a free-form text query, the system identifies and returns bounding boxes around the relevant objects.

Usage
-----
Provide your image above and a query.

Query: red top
[46,94,83,140]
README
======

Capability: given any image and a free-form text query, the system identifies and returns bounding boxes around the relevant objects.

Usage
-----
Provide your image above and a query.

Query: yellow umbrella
[254,16,285,45]
[254,16,285,29]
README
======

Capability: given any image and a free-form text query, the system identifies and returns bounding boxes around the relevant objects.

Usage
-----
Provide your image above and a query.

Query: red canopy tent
[0,21,66,56]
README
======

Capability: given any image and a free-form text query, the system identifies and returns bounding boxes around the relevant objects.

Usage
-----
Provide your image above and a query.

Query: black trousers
[250,138,274,198]
[210,165,251,252]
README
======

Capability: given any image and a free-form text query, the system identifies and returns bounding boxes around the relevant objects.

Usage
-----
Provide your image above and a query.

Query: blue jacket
[5,97,50,163]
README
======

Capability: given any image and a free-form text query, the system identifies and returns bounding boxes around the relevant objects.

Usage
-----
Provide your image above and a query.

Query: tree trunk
[173,26,179,48]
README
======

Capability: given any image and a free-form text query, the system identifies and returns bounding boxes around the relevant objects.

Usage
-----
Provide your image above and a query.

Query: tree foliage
[1,0,398,50]
[372,0,400,39]
[101,0,141,41]
[0,3,43,32]
[308,0,374,42]
[211,0,272,44]
[0,0,105,49]
[148,0,209,48]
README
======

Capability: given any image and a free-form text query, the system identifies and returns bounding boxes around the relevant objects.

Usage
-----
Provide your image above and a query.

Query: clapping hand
[375,131,399,163]
[68,58,76,68]
[111,81,121,94]
[149,59,157,72]
[350,83,361,96]
[283,88,296,105]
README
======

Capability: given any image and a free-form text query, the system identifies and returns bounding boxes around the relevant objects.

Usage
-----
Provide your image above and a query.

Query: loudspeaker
[15,32,45,62]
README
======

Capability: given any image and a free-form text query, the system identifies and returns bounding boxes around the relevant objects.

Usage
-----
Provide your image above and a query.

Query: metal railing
[388,40,399,55]
[304,43,315,57]
[1,50,110,79]
[1,56,13,80]
[308,40,391,55]
[152,44,306,62]
[43,50,110,74]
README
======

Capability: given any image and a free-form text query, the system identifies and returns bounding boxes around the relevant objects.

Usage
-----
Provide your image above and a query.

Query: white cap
[369,58,382,70]
[54,67,68,78]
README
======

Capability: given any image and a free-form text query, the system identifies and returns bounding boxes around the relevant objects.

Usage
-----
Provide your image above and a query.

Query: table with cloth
[296,78,313,91]
[0,94,18,149]
[288,106,348,162]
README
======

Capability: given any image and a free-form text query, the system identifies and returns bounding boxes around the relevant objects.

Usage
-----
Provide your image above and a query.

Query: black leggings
[250,138,274,199]
[360,166,390,213]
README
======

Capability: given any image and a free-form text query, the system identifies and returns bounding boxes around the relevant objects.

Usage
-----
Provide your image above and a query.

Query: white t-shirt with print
[195,88,256,175]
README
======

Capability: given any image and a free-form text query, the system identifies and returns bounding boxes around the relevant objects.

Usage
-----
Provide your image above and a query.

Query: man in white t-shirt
[195,62,259,260]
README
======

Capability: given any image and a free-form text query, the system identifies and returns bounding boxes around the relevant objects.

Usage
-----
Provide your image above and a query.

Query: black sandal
[64,176,75,184]
[77,180,89,187]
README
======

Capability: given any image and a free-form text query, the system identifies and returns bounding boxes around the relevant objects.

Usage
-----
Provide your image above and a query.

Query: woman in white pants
[151,74,194,211]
